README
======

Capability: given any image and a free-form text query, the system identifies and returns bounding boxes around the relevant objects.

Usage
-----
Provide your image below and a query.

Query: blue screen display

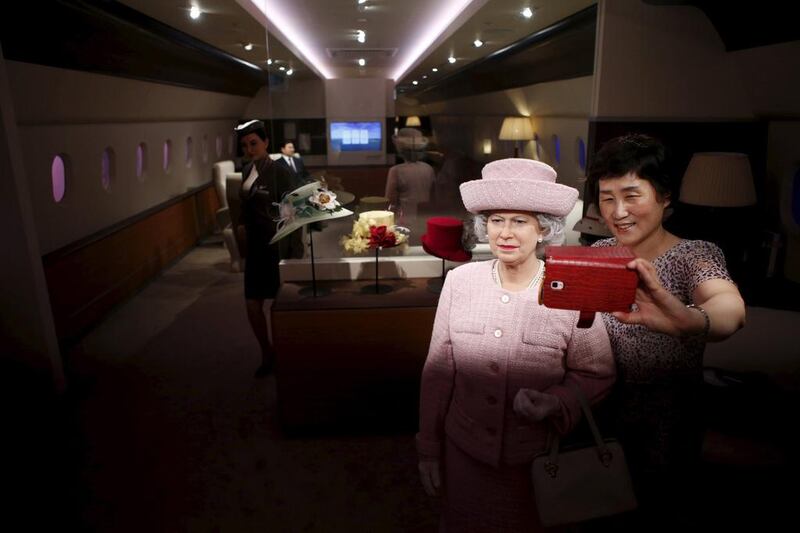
[330,121,382,152]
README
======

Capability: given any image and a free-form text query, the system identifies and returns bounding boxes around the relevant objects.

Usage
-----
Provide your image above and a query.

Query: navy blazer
[275,155,310,182]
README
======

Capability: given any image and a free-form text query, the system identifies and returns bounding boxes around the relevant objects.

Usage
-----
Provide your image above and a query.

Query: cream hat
[392,128,429,152]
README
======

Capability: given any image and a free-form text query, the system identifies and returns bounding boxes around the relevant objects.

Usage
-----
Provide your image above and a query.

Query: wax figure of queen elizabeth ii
[416,158,616,532]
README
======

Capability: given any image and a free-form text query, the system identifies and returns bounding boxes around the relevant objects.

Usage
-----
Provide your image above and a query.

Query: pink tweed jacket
[417,260,615,467]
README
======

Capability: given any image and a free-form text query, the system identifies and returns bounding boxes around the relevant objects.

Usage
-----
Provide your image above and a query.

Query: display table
[271,277,440,433]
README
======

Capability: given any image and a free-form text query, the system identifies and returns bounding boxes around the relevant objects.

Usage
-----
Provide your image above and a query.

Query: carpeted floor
[60,240,439,532]
[9,238,797,532]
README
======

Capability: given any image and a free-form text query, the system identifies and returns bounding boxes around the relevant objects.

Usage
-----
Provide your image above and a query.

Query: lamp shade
[498,116,534,141]
[405,115,421,127]
[680,152,757,207]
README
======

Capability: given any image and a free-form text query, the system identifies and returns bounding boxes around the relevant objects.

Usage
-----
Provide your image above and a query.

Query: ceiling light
[279,66,286,71]
[521,7,533,19]
[286,69,294,76]
[244,0,334,79]
[244,43,254,51]
[356,30,366,43]
[412,80,419,85]
[448,55,456,64]
[267,58,273,65]
[422,75,428,79]
[432,67,438,72]
[189,6,201,20]
[358,0,367,4]
[358,58,366,66]
[390,0,479,81]
[473,39,483,48]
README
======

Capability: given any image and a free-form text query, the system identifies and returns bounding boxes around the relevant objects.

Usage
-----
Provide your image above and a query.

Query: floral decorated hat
[269,181,354,244]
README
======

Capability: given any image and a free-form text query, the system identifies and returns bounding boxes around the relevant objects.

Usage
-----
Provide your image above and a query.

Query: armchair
[212,161,235,225]
[211,160,244,272]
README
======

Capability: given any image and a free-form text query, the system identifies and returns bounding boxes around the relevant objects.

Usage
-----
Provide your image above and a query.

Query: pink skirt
[441,438,553,533]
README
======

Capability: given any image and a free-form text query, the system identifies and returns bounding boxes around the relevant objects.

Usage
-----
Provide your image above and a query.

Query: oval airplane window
[185,136,193,168]
[136,142,147,181]
[51,155,67,203]
[202,134,209,164]
[552,134,561,164]
[577,137,587,171]
[163,140,172,173]
[101,147,115,192]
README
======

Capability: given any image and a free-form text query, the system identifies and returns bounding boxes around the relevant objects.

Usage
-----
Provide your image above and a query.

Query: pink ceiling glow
[240,0,485,80]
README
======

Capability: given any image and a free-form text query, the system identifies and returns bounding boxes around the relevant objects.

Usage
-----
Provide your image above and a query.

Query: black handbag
[531,386,638,526]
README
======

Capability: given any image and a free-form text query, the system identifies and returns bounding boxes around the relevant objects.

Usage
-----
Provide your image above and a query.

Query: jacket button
[494,329,502,338]
[501,294,510,303]
[489,362,499,373]
[487,427,497,436]
[486,395,498,405]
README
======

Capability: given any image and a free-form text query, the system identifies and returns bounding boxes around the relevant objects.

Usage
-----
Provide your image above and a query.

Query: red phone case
[541,246,638,327]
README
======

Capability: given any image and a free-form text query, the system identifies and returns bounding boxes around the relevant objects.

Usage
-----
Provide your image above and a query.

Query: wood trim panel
[273,305,435,431]
[43,185,220,347]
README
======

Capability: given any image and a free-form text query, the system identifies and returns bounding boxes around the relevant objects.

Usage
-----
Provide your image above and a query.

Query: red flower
[368,225,397,249]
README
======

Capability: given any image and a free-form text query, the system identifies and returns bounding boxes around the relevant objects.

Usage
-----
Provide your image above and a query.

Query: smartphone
[541,245,638,326]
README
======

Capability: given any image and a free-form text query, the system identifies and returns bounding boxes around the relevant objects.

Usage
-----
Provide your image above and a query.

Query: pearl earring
[537,237,543,243]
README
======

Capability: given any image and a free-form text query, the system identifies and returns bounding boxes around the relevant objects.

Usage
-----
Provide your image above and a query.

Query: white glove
[418,459,441,497]
[513,388,561,422]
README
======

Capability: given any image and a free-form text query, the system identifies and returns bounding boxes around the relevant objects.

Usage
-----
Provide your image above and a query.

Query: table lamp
[498,116,534,158]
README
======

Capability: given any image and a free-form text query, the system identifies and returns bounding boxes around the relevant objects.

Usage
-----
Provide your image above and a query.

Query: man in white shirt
[276,140,310,183]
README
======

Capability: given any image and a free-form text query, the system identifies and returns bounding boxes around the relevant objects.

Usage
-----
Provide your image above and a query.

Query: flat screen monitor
[330,121,382,152]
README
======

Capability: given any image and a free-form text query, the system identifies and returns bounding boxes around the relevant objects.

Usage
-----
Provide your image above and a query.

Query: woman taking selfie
[586,134,746,529]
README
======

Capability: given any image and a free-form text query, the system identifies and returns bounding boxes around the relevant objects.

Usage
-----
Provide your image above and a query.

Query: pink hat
[460,158,578,216]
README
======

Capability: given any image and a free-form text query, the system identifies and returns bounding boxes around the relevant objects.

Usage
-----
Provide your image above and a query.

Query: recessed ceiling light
[448,56,456,64]
[412,80,419,85]
[286,69,294,76]
[189,6,201,20]
[473,39,483,48]
[267,58,273,65]
[358,0,367,4]
[432,67,438,72]
[358,58,366,66]
[244,43,254,51]
[356,30,366,43]
[521,7,533,19]
[422,75,427,79]
[279,66,286,71]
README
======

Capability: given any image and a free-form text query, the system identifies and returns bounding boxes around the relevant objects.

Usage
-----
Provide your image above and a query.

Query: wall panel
[42,185,219,347]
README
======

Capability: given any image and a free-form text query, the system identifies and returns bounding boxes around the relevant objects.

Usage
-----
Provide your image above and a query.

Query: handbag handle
[544,384,613,475]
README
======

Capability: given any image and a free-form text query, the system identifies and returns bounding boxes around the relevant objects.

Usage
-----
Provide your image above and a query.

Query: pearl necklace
[491,259,545,290]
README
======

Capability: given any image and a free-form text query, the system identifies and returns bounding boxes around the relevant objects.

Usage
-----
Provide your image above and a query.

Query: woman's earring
[537,237,543,243]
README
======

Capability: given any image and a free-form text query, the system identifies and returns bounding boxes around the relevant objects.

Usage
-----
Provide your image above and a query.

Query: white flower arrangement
[340,218,409,254]
[308,189,340,212]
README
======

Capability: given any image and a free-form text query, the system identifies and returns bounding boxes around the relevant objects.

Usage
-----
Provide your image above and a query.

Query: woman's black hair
[585,134,675,205]
[235,119,268,142]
